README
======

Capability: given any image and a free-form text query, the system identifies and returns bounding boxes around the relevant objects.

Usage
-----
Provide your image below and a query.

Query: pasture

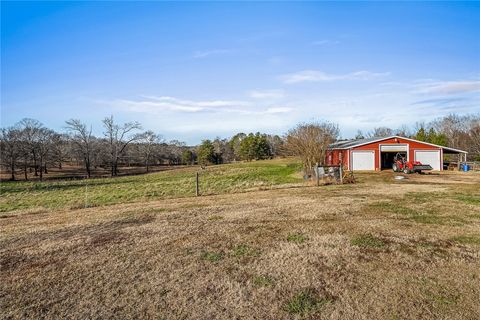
[1,159,480,319]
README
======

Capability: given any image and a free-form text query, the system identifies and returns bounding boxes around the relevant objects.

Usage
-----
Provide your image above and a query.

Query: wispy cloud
[412,97,467,106]
[280,70,390,84]
[248,89,285,99]
[311,39,339,46]
[106,95,293,115]
[264,107,292,114]
[192,49,231,59]
[415,80,480,95]
[118,96,249,113]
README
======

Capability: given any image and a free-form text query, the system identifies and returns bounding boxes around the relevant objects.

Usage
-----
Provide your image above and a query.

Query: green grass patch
[351,234,385,248]
[454,194,480,206]
[287,233,307,244]
[232,244,258,257]
[0,159,303,213]
[284,289,332,315]
[452,235,480,245]
[200,251,223,262]
[253,275,273,287]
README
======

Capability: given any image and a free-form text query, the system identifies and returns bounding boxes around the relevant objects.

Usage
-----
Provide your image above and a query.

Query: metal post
[339,165,343,184]
[196,172,199,196]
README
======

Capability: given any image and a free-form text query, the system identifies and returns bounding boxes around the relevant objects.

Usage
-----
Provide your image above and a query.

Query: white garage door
[352,151,375,171]
[415,150,441,171]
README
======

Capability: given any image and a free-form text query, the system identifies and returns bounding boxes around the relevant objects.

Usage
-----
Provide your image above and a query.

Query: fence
[312,164,350,185]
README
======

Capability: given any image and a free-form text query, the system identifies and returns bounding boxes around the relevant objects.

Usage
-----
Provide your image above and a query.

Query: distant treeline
[1,114,479,180]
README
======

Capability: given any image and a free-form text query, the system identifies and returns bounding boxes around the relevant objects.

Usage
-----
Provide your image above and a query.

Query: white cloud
[106,95,293,116]
[280,70,390,84]
[311,39,339,46]
[109,96,248,114]
[193,49,231,59]
[248,89,285,99]
[264,107,292,114]
[415,80,480,95]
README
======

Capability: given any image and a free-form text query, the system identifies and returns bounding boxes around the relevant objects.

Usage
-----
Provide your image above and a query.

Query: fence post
[339,165,343,184]
[315,163,319,186]
[196,172,199,196]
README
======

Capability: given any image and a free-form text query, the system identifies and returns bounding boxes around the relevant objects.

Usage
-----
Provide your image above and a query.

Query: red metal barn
[326,136,467,171]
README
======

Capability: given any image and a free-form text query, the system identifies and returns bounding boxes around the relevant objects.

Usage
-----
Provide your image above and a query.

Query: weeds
[351,234,385,248]
[287,233,307,244]
[253,275,273,287]
[201,251,223,262]
[232,244,258,257]
[284,289,332,315]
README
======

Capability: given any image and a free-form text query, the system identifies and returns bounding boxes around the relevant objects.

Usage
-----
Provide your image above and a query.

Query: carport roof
[329,135,467,154]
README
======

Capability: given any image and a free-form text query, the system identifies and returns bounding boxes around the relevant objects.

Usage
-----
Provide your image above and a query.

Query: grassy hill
[0,158,303,213]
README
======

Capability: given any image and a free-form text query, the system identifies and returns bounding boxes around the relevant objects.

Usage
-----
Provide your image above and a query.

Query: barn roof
[329,135,467,154]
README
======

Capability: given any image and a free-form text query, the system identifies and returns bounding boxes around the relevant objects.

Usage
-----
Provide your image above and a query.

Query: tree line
[0,117,285,181]
[1,113,479,181]
[355,114,480,157]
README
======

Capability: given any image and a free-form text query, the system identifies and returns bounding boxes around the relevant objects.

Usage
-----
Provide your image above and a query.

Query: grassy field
[0,159,303,214]
[1,159,480,319]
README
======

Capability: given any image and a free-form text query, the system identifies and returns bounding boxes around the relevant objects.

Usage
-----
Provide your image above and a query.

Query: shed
[326,136,467,171]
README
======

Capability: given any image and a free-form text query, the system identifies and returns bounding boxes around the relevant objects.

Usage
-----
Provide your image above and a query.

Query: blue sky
[1,1,479,144]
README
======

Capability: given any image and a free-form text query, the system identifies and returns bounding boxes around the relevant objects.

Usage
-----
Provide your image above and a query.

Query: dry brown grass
[1,170,480,319]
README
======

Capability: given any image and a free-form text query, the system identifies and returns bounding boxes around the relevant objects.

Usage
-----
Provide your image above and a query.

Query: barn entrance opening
[381,152,406,170]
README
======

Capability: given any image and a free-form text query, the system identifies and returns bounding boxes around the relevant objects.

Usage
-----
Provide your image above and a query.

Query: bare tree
[17,118,44,176]
[36,128,55,181]
[49,133,69,169]
[366,127,393,138]
[355,130,365,139]
[395,125,411,137]
[139,131,161,172]
[0,127,21,180]
[284,121,339,174]
[467,115,480,159]
[102,116,142,176]
[432,114,469,150]
[65,119,95,178]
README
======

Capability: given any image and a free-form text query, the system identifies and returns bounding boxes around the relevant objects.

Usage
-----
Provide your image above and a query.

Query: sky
[1,1,479,144]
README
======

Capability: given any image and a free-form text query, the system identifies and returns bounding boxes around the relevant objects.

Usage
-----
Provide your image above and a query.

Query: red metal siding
[352,137,441,170]
[326,149,349,168]
[329,137,442,171]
